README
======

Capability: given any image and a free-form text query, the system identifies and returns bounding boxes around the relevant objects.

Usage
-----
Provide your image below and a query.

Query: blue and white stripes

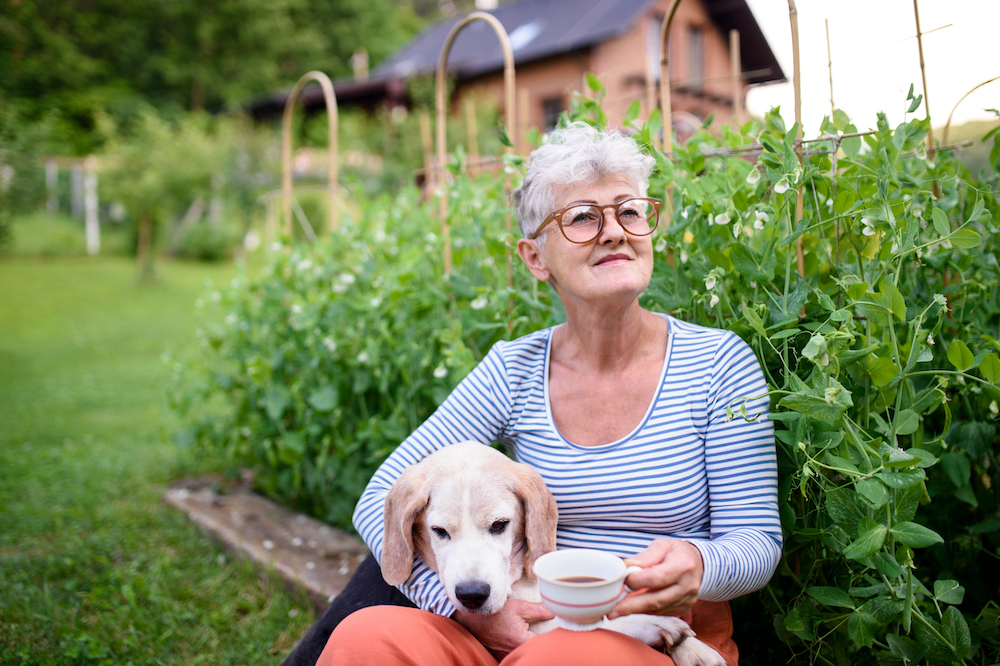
[353,313,782,616]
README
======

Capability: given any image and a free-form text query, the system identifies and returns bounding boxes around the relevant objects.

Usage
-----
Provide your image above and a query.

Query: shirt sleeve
[351,341,514,615]
[689,331,782,601]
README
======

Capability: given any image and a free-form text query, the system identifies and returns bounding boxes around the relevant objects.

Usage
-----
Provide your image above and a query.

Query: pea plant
[173,86,1000,663]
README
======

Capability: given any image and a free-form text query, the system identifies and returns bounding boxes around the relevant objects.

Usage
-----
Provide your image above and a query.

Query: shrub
[175,86,1000,663]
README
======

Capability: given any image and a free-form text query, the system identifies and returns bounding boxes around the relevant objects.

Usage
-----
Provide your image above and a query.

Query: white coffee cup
[532,549,642,629]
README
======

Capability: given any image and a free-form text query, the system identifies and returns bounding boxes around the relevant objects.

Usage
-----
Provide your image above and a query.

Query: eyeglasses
[529,197,662,244]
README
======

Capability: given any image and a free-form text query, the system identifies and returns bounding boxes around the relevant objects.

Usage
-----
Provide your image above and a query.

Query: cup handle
[623,564,642,593]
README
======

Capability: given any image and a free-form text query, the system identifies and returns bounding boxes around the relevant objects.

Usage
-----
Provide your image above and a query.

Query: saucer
[554,616,609,632]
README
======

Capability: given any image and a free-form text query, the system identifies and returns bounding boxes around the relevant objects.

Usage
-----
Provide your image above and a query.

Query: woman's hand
[607,538,703,619]
[452,598,554,660]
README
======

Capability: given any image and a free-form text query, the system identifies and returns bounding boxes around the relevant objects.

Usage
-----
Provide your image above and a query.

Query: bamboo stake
[729,29,742,126]
[658,0,683,269]
[436,11,515,276]
[912,0,934,152]
[943,76,1000,147]
[420,112,434,199]
[465,98,480,174]
[826,19,835,118]
[787,0,805,278]
[281,71,339,237]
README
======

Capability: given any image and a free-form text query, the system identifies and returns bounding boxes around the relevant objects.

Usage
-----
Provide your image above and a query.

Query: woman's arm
[612,330,781,617]
[351,341,515,615]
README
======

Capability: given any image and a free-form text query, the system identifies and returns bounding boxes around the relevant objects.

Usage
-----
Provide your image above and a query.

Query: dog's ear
[512,464,558,580]
[381,464,429,586]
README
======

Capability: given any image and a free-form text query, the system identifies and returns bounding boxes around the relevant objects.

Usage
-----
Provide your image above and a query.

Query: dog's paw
[668,636,727,666]
[603,614,693,650]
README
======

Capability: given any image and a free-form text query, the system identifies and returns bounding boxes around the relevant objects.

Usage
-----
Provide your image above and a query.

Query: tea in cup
[532,549,642,629]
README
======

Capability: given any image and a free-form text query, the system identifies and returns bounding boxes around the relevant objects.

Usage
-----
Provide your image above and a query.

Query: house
[370,0,784,135]
[247,0,784,140]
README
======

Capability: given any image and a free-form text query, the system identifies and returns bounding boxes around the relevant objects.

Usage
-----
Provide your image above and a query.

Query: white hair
[510,122,656,239]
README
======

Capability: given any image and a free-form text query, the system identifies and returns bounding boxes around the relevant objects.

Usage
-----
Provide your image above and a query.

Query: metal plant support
[282,70,339,238]
[435,11,516,275]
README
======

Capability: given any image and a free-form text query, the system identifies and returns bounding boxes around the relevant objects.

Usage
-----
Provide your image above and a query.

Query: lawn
[0,254,316,665]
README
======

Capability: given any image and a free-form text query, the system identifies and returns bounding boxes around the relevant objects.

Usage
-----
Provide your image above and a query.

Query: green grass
[0,254,316,665]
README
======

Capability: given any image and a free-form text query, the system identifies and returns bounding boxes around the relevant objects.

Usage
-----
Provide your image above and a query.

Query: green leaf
[844,523,887,560]
[931,207,951,236]
[947,339,975,371]
[933,580,965,605]
[981,353,1000,383]
[873,551,904,577]
[874,468,926,489]
[806,586,855,609]
[778,379,854,426]
[893,409,920,435]
[939,452,971,488]
[942,606,972,660]
[742,305,768,338]
[826,452,860,476]
[264,384,291,422]
[826,488,866,536]
[307,385,339,412]
[585,73,602,92]
[730,243,777,281]
[890,521,944,548]
[848,610,878,648]
[856,478,889,507]
[950,227,983,249]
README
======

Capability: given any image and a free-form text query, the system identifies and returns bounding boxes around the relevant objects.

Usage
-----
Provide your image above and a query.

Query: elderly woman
[301,123,780,665]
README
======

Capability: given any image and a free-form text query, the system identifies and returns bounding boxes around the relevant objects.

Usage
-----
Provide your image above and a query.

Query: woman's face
[518,176,655,309]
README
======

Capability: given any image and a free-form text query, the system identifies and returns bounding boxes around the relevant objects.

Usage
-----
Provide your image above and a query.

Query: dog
[381,441,726,666]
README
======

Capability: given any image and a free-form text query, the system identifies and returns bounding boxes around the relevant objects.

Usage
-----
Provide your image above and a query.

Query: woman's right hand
[452,598,554,660]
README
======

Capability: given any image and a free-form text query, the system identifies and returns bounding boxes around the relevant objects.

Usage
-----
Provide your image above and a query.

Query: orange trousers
[317,600,738,666]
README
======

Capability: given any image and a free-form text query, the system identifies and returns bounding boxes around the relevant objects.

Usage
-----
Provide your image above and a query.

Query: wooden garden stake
[826,19,835,118]
[436,11,515,276]
[282,70,339,238]
[787,0,805,278]
[729,30,742,125]
[658,0,683,269]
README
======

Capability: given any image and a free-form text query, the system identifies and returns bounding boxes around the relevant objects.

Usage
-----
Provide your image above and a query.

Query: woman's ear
[517,238,551,283]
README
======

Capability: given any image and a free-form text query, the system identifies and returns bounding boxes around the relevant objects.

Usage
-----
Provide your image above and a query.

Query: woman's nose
[598,209,626,243]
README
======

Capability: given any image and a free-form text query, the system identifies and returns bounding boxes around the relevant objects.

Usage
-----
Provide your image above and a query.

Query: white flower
[927,334,935,346]
[862,226,877,237]
[225,313,238,325]
[754,218,766,230]
[339,272,356,284]
[826,198,834,209]
[323,337,337,353]
[680,249,689,264]
[733,224,742,239]
[357,352,369,363]
[933,294,948,306]
[746,169,761,185]
[709,293,720,308]
[705,275,717,290]
[297,259,313,272]
[891,241,899,254]
[433,366,448,379]
[915,145,927,161]
[714,213,731,225]
[681,209,689,219]
[774,179,790,194]
[332,283,348,294]
[824,386,840,405]
[425,233,437,243]
[373,230,386,243]
[270,242,284,252]
[291,304,302,314]
[756,210,770,222]
[991,401,999,417]
[903,194,911,201]
[369,296,382,308]
[470,296,488,310]
[655,238,667,253]
[861,217,877,236]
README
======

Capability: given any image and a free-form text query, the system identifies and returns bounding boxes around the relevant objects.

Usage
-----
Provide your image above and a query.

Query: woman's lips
[595,253,631,266]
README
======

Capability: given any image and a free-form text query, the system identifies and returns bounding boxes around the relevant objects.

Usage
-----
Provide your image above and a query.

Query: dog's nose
[455,581,491,609]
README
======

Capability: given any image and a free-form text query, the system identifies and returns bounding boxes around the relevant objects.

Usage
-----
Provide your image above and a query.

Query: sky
[742,0,999,137]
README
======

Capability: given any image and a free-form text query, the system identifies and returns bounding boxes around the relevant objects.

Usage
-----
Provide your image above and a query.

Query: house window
[542,97,563,131]
[688,26,704,88]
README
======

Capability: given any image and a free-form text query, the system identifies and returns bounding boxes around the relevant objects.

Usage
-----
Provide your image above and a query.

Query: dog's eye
[431,527,449,540]
[489,520,509,535]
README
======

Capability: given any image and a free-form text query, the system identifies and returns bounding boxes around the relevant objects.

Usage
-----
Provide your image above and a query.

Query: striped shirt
[353,313,782,616]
